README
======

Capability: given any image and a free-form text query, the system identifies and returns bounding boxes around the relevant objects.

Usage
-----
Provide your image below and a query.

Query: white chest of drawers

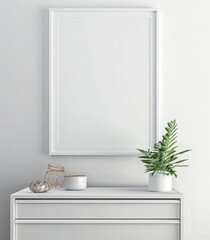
[11,187,183,240]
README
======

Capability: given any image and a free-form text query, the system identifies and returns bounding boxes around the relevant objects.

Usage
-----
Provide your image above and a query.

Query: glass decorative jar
[44,163,66,188]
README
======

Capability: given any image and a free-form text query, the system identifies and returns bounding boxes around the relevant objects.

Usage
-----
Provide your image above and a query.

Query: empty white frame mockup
[49,8,158,155]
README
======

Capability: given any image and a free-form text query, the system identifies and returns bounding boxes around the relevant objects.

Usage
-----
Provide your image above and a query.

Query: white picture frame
[49,8,158,155]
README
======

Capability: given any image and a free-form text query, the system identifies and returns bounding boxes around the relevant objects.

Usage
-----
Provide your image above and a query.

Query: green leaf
[176,149,191,155]
[173,159,188,164]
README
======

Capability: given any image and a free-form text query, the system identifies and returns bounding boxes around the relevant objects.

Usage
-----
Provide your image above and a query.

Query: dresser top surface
[11,187,183,199]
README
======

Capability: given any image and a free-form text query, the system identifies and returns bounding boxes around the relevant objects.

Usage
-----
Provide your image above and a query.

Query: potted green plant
[138,120,191,192]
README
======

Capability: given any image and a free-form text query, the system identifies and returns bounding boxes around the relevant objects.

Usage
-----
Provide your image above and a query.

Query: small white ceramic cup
[64,175,87,191]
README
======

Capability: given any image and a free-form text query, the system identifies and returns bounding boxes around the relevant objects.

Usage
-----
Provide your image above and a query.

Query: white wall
[0,0,209,239]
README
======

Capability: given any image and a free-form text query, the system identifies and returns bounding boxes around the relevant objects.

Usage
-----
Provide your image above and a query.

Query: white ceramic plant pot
[149,172,172,192]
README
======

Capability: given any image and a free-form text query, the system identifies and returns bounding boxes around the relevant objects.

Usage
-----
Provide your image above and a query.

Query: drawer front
[16,200,180,219]
[16,221,179,240]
